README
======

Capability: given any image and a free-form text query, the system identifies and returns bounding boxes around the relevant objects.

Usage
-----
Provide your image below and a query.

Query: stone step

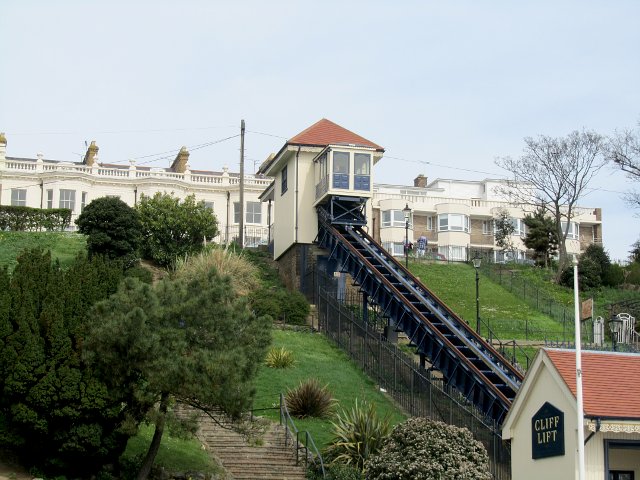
[177,405,308,480]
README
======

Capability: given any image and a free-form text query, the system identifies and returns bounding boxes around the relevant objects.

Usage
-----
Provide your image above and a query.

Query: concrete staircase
[180,407,309,480]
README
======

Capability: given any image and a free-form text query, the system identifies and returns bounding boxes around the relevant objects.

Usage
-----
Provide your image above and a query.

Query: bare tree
[608,124,640,209]
[496,130,607,279]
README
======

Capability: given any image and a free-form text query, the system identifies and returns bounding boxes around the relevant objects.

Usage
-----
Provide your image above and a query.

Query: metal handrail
[279,393,326,478]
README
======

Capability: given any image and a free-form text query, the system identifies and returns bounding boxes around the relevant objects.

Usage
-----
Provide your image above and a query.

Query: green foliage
[582,244,615,286]
[523,208,558,266]
[84,267,271,477]
[365,418,491,480]
[0,205,71,231]
[308,463,364,480]
[136,193,218,267]
[626,262,640,285]
[630,239,640,263]
[265,346,295,368]
[559,257,601,290]
[281,290,311,325]
[325,400,391,472]
[604,263,624,287]
[76,196,142,266]
[285,379,335,419]
[560,245,617,290]
[0,250,127,477]
[250,287,310,325]
[493,209,515,253]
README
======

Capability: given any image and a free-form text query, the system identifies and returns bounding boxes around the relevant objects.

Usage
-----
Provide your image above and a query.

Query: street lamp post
[403,204,411,269]
[472,256,482,334]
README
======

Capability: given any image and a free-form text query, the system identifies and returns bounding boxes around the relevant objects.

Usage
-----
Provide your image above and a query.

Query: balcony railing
[1,158,272,188]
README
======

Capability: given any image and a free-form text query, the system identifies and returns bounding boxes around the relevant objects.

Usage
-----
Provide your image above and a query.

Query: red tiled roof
[287,118,384,151]
[545,348,640,419]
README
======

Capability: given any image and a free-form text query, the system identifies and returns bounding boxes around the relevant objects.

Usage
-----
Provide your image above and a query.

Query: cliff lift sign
[531,402,565,459]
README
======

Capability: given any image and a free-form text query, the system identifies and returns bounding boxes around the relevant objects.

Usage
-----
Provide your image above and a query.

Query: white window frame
[509,218,527,236]
[59,189,76,211]
[46,189,54,209]
[561,221,580,240]
[245,202,262,224]
[381,209,412,228]
[438,213,469,232]
[11,188,27,206]
[482,220,494,235]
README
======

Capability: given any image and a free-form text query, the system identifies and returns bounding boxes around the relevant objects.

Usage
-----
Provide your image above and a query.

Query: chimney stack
[83,141,99,166]
[170,146,190,173]
[414,174,428,188]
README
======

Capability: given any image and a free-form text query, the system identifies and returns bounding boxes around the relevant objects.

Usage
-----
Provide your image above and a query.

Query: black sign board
[531,402,565,459]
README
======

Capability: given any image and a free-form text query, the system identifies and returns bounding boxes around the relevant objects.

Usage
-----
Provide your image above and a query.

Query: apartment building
[371,174,602,262]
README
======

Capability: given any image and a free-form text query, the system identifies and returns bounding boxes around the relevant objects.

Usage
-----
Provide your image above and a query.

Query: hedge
[0,205,72,231]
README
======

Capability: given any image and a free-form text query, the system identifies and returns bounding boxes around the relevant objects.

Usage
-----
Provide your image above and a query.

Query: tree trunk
[137,392,170,480]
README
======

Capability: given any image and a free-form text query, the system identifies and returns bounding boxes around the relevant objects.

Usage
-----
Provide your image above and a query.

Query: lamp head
[403,203,411,220]
[472,257,482,269]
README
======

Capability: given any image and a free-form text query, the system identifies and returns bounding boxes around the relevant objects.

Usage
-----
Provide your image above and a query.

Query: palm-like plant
[285,378,335,419]
[265,346,295,368]
[326,399,392,472]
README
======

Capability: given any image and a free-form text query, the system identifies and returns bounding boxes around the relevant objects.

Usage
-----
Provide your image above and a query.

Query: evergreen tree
[523,208,559,267]
[84,267,271,480]
[0,250,128,476]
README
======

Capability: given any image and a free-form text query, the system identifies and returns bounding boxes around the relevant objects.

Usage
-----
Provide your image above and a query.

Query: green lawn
[253,329,407,450]
[410,262,562,342]
[122,424,223,476]
[0,231,86,271]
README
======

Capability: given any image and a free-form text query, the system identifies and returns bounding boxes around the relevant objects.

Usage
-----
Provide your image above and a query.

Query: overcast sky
[1,1,639,261]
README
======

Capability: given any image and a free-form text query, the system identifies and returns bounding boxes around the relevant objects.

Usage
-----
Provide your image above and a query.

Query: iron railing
[305,268,512,480]
[279,393,326,478]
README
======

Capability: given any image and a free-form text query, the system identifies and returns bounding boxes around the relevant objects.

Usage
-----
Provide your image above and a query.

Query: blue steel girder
[316,213,523,424]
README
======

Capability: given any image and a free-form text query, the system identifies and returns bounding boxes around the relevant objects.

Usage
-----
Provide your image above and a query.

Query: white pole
[574,257,585,480]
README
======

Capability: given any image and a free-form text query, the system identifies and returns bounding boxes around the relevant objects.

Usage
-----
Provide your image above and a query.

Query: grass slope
[410,262,561,340]
[0,231,86,271]
[254,329,406,449]
[122,424,222,476]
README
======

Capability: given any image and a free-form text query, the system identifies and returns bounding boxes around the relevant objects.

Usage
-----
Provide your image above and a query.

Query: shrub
[250,287,282,320]
[325,400,391,472]
[604,263,624,287]
[559,257,602,290]
[365,418,491,480]
[281,290,310,325]
[76,196,142,266]
[265,346,294,369]
[285,378,335,419]
[137,193,218,267]
[307,463,363,480]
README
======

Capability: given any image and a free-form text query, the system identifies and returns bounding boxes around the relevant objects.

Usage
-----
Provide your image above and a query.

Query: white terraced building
[0,134,273,247]
[0,128,602,260]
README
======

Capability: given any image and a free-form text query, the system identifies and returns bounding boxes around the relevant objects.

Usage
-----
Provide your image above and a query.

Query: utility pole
[239,119,245,248]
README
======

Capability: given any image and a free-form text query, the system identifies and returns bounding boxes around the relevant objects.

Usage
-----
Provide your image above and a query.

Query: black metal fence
[304,268,512,480]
